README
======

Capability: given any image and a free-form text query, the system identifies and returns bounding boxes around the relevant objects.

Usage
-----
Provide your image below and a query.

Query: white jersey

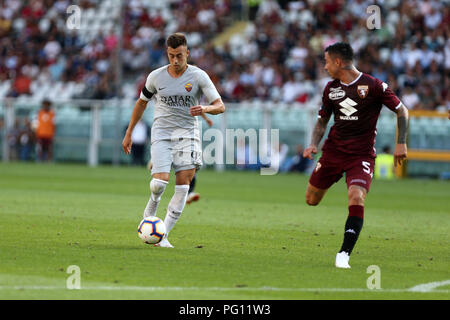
[140,64,221,143]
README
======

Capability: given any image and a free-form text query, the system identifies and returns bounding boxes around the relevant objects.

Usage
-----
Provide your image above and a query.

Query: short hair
[166,33,187,49]
[325,42,354,62]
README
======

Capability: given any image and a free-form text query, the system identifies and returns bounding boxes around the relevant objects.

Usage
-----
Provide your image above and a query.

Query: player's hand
[190,105,205,116]
[303,145,318,160]
[122,134,132,155]
[394,143,407,167]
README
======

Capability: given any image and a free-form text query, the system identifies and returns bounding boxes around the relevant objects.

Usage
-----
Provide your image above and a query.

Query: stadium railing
[1,98,449,177]
[395,110,450,179]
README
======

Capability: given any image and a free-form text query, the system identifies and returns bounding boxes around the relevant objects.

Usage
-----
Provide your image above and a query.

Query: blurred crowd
[196,0,449,110]
[0,0,448,110]
[0,0,120,99]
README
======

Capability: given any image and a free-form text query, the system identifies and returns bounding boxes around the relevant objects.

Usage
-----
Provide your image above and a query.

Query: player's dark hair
[166,33,187,49]
[325,42,354,62]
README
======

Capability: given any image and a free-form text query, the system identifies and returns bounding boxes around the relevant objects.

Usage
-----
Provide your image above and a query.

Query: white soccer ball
[137,216,166,244]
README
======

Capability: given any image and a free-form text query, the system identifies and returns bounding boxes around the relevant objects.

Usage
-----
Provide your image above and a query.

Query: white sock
[143,178,168,218]
[164,184,189,236]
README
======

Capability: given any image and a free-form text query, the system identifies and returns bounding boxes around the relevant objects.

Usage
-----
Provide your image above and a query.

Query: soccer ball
[137,216,166,244]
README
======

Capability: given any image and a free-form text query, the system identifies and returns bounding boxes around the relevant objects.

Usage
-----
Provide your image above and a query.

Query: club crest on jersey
[314,162,322,172]
[328,87,345,100]
[185,83,193,92]
[357,85,369,99]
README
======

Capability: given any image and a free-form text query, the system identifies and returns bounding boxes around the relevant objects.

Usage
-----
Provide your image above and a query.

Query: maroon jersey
[318,73,401,158]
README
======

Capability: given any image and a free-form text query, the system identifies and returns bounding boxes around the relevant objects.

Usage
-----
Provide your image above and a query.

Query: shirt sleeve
[318,83,333,118]
[139,72,156,101]
[198,70,221,104]
[375,79,402,111]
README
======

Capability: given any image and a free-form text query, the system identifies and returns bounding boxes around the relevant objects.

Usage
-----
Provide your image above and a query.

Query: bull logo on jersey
[185,83,193,92]
[314,162,322,172]
[357,85,369,99]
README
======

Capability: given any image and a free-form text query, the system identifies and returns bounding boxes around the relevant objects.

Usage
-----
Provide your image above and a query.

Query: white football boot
[335,252,351,269]
[154,236,174,248]
[186,192,200,205]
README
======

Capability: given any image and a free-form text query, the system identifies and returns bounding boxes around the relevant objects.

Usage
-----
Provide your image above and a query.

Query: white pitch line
[409,280,450,293]
[0,285,449,294]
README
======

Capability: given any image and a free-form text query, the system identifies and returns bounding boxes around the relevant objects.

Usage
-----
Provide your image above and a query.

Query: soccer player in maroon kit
[303,42,409,268]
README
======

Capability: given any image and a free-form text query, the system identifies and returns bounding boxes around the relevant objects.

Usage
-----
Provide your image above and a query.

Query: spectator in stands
[35,99,55,162]
[401,86,420,110]
[7,119,20,161]
[7,71,32,97]
[288,144,312,173]
[19,117,35,161]
[130,120,150,166]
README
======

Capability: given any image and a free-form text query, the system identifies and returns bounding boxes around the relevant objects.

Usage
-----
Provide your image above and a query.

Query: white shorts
[150,138,202,175]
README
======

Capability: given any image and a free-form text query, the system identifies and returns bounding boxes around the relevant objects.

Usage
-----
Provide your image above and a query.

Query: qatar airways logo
[339,98,358,120]
[161,95,195,107]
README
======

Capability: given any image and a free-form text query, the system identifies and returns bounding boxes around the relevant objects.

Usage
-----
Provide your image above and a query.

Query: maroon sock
[348,205,364,219]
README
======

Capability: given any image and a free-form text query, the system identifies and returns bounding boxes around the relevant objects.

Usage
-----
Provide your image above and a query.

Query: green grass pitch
[0,162,448,299]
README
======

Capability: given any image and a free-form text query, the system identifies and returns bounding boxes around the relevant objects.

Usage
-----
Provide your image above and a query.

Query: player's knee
[305,193,320,206]
[150,178,168,194]
[348,187,366,205]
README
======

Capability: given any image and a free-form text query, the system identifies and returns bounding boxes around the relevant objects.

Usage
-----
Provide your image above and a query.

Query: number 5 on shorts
[362,161,371,174]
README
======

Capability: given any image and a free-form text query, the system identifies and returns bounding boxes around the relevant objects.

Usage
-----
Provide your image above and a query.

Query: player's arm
[122,98,149,154]
[190,98,225,116]
[393,104,409,166]
[200,112,213,127]
[379,79,409,167]
[303,115,331,160]
[191,70,225,116]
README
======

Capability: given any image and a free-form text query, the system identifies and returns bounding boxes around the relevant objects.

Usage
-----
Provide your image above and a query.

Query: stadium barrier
[1,98,449,177]
[395,110,450,178]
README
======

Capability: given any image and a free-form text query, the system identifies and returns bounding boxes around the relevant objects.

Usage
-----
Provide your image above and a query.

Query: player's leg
[189,174,196,193]
[157,138,202,247]
[143,173,169,218]
[336,185,367,268]
[48,139,54,162]
[164,168,195,234]
[336,157,374,268]
[158,168,196,247]
[143,141,171,218]
[305,183,328,206]
[186,174,200,204]
[306,157,342,206]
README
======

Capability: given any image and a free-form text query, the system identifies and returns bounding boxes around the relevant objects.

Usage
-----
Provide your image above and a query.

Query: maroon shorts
[309,150,375,192]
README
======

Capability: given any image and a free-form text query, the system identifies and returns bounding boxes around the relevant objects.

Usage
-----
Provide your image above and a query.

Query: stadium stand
[0,0,449,176]
[0,0,447,109]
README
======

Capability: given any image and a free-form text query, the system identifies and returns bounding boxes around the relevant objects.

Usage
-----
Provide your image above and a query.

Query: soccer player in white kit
[122,33,225,247]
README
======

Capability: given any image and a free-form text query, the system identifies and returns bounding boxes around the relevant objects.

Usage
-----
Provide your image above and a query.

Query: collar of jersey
[166,64,189,79]
[340,72,363,86]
